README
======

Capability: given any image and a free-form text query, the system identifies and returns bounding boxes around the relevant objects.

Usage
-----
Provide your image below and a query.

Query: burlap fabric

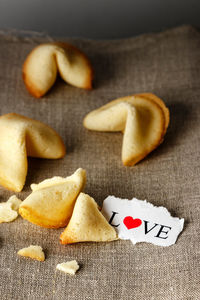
[0,25,199,300]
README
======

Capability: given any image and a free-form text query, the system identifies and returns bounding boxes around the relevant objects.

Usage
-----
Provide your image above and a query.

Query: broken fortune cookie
[23,42,93,97]
[60,192,117,244]
[83,93,169,166]
[17,245,45,261]
[0,113,66,192]
[19,168,86,228]
[0,195,22,223]
[56,260,79,275]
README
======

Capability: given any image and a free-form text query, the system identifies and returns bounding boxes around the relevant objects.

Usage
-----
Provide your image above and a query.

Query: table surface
[0,25,199,300]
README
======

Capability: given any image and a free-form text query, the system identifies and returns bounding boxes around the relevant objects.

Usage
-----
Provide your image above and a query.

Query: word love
[112,214,172,240]
[101,196,184,247]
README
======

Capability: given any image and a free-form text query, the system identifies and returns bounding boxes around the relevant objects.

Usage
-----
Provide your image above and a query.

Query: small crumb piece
[7,195,22,211]
[0,203,18,223]
[56,260,79,275]
[0,195,22,223]
[17,245,45,261]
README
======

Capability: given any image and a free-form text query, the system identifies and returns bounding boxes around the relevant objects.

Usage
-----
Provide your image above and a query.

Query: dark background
[0,0,199,39]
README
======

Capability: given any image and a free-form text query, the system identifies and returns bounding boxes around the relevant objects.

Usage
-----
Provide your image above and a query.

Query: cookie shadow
[90,52,115,89]
[144,101,195,160]
[24,158,64,191]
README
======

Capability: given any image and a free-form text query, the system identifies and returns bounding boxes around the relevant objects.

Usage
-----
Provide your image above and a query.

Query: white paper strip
[101,196,184,247]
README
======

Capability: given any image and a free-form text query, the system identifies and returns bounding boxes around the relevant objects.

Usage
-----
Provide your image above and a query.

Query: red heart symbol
[123,216,142,230]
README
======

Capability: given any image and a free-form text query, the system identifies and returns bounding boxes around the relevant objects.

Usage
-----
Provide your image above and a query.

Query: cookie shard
[7,195,22,211]
[17,245,45,261]
[0,113,66,192]
[56,260,79,275]
[0,195,22,223]
[23,43,93,98]
[19,168,86,228]
[60,192,117,244]
[0,203,18,223]
[83,93,169,166]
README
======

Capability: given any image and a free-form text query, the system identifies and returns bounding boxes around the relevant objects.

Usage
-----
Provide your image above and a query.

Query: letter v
[143,220,159,234]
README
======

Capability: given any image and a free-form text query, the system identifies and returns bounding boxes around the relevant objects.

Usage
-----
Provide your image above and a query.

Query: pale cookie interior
[19,168,86,228]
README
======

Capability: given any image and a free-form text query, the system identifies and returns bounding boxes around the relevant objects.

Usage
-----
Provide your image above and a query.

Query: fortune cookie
[19,168,86,228]
[60,193,117,244]
[23,42,93,97]
[83,93,169,166]
[0,113,65,192]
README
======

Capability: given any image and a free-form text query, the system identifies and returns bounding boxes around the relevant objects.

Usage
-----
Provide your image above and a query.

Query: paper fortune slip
[101,196,184,247]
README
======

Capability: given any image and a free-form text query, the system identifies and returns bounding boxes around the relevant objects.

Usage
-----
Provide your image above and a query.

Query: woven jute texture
[0,25,199,300]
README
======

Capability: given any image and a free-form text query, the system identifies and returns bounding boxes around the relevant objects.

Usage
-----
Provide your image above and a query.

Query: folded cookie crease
[60,192,117,244]
[0,113,66,192]
[83,93,169,166]
[19,168,86,228]
[23,42,93,97]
